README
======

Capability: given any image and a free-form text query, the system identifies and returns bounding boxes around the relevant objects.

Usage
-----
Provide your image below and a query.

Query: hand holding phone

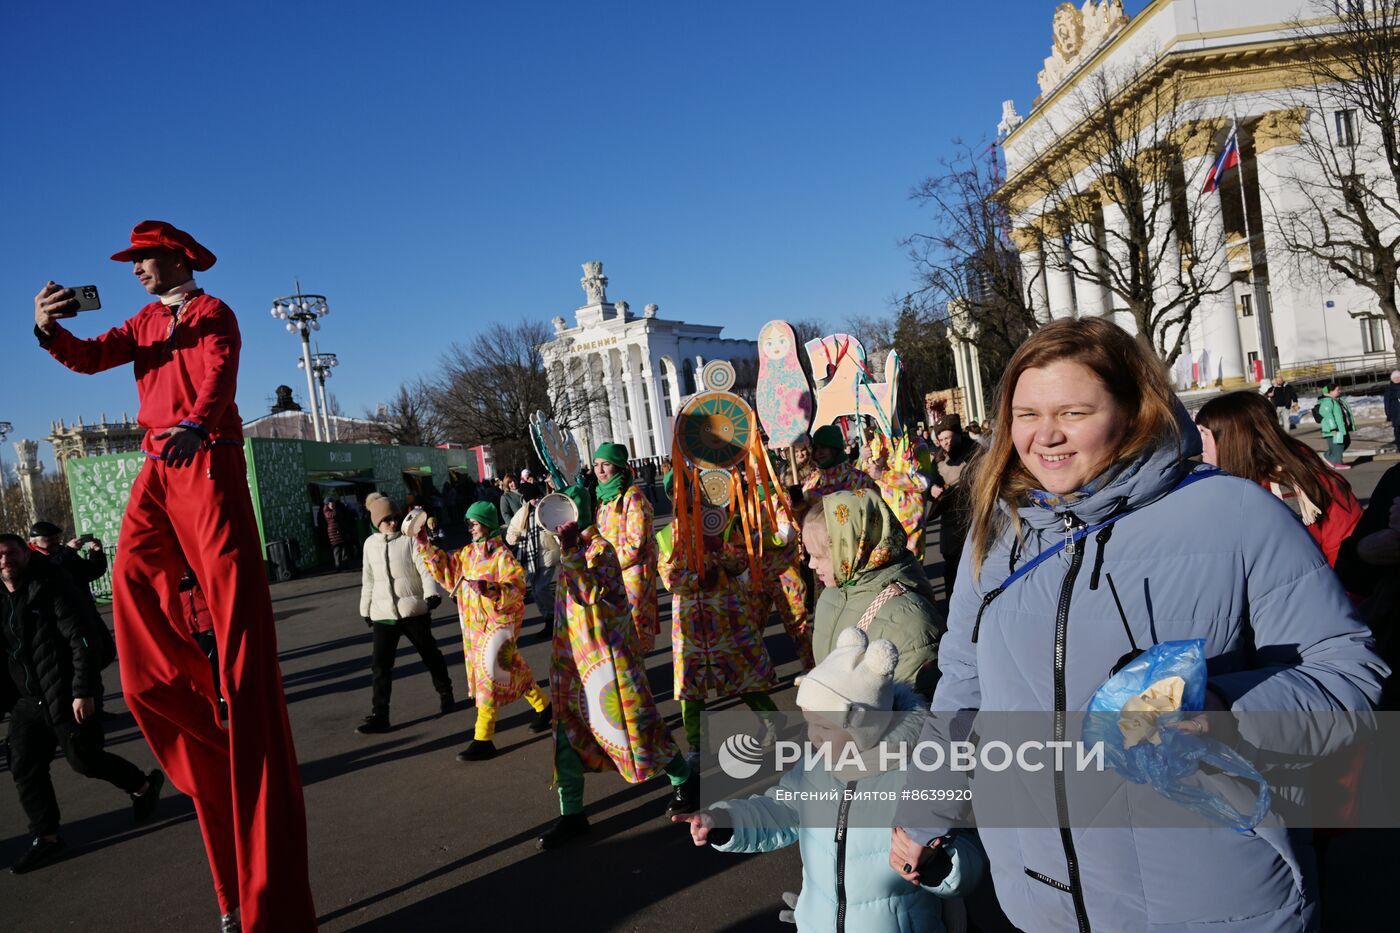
[34,282,100,333]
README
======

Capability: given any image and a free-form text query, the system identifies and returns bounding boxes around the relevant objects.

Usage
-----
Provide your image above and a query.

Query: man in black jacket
[1384,370,1400,451]
[1,534,163,874]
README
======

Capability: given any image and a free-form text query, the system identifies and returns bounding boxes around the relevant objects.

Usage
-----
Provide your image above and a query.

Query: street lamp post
[0,421,11,531]
[270,284,330,442]
[304,352,339,442]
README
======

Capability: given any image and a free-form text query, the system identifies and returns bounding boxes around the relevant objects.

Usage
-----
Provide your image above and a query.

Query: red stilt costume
[35,221,316,931]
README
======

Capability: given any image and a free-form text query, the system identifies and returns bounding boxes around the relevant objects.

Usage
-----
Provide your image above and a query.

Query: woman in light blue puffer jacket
[676,628,982,932]
[893,318,1387,933]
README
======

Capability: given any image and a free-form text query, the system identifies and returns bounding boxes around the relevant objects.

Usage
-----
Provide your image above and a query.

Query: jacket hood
[1016,398,1200,534]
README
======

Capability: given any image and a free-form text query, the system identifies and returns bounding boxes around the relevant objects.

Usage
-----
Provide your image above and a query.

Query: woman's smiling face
[1010,360,1128,496]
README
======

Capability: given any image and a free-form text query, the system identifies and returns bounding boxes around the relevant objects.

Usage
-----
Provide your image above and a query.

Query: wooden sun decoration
[670,364,794,577]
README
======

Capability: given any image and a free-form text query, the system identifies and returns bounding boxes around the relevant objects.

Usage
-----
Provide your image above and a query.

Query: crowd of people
[7,221,1397,932]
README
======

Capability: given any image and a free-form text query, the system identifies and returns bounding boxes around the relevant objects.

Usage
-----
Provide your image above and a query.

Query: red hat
[110,220,217,271]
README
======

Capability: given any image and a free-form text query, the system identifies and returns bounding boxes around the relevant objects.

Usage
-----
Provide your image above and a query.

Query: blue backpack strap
[970,466,1221,643]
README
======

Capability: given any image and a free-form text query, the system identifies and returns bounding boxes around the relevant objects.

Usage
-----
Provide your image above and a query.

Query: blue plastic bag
[1083,640,1271,831]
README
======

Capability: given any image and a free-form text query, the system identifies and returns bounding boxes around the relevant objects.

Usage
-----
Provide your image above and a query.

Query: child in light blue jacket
[674,628,981,932]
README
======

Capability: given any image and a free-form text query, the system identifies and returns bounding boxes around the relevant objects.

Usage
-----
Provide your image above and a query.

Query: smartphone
[68,285,102,312]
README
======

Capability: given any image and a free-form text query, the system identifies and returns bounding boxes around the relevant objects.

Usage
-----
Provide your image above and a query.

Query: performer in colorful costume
[417,501,550,761]
[591,443,660,654]
[539,486,696,850]
[32,221,314,932]
[866,433,931,558]
[747,496,814,669]
[657,474,779,760]
[802,424,876,504]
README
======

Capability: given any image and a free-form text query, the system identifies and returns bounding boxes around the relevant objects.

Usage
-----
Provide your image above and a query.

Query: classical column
[966,342,986,424]
[604,362,628,450]
[643,356,669,455]
[1042,219,1077,320]
[1252,108,1309,370]
[620,349,647,458]
[580,356,602,455]
[1010,227,1050,323]
[1098,191,1136,335]
[1179,120,1247,385]
[1067,196,1109,317]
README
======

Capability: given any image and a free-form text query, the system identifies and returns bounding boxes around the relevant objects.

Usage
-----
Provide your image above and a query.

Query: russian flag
[1202,129,1240,194]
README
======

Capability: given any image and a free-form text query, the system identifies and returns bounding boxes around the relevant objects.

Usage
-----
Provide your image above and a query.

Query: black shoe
[132,769,165,822]
[537,813,590,850]
[220,912,242,933]
[10,836,66,874]
[355,715,390,735]
[439,694,456,716]
[666,771,700,815]
[456,739,497,762]
[528,703,553,734]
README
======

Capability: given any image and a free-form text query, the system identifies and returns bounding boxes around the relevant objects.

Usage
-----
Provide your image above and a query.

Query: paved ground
[3,428,1398,932]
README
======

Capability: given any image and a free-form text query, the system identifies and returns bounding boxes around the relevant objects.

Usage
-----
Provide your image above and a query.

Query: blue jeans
[1325,437,1349,464]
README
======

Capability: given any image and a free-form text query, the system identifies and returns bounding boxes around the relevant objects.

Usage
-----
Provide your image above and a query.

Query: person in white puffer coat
[355,493,457,734]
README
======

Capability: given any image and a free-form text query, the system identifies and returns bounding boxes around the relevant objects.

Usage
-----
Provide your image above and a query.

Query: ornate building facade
[46,414,144,474]
[541,262,758,460]
[998,0,1391,387]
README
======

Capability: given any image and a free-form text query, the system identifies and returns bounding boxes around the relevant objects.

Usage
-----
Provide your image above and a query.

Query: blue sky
[1,0,1108,467]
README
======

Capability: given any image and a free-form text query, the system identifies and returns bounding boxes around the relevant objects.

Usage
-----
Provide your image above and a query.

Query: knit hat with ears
[797,628,898,716]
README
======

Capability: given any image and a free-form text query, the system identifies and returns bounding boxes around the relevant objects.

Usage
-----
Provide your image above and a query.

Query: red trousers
[112,446,316,931]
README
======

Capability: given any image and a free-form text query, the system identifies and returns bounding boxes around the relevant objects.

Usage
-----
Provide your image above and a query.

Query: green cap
[811,425,847,464]
[593,442,630,469]
[465,501,501,534]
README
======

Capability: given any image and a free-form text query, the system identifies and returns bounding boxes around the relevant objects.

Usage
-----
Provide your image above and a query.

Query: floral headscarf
[820,490,908,587]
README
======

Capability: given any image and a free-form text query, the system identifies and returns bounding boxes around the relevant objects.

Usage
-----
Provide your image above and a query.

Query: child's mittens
[778,891,799,925]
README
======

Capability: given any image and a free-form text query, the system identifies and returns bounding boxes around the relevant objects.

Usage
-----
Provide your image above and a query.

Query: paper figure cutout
[756,320,814,448]
[804,334,901,437]
[530,410,581,489]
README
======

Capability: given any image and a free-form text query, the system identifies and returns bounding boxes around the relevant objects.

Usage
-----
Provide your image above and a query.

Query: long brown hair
[1195,391,1335,515]
[965,318,1181,577]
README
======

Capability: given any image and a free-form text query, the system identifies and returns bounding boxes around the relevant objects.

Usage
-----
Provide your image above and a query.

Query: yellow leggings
[474,683,549,741]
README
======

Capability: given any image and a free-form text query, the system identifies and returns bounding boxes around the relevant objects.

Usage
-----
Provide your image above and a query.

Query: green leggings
[679,693,778,753]
[554,725,691,816]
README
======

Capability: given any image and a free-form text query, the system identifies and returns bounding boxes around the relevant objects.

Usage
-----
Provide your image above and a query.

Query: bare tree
[1011,61,1232,364]
[1273,1,1400,362]
[905,140,1039,378]
[362,379,443,448]
[433,320,605,473]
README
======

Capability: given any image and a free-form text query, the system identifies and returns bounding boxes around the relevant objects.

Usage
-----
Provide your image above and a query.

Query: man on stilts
[33,221,316,933]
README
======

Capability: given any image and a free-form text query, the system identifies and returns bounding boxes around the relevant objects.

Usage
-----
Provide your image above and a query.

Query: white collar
[159,279,200,307]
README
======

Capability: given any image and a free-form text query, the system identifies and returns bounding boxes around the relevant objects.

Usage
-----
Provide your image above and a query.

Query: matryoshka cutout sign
[755,320,813,448]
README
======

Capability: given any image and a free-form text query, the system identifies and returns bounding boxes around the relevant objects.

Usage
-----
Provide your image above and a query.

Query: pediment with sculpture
[1037,0,1130,97]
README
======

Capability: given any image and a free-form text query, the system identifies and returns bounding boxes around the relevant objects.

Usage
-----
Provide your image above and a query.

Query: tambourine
[535,492,579,533]
[402,507,429,540]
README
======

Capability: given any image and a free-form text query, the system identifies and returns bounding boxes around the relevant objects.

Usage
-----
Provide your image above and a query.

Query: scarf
[595,472,629,505]
[822,490,908,588]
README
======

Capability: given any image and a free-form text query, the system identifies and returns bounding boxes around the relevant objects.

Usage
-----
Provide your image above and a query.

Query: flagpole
[1229,116,1273,381]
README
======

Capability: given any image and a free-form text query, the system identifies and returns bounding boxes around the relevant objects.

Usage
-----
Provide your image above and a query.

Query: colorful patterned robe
[873,439,929,554]
[657,526,776,701]
[594,484,660,654]
[551,529,679,782]
[418,537,538,710]
[801,461,876,505]
[752,533,813,669]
